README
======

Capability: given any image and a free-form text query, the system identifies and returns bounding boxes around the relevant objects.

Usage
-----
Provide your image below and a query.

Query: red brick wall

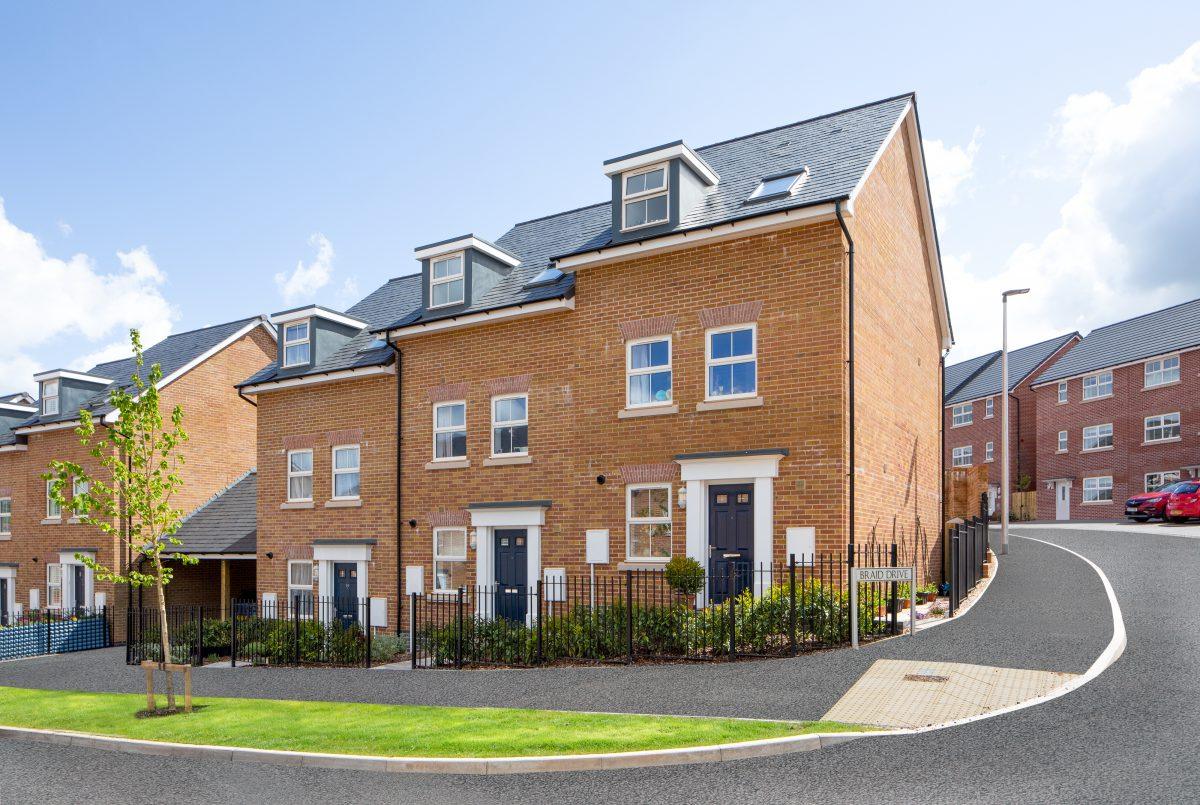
[1035,348,1200,519]
[0,326,273,613]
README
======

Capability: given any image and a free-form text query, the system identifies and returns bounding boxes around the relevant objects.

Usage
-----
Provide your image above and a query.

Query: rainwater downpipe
[835,200,856,548]
[388,338,404,636]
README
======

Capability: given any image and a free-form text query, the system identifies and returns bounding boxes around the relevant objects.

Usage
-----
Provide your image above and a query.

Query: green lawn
[0,686,870,758]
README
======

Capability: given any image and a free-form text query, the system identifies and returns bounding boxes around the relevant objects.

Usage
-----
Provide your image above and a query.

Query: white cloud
[275,233,335,305]
[57,220,72,237]
[0,198,177,392]
[946,41,1200,361]
[924,127,982,210]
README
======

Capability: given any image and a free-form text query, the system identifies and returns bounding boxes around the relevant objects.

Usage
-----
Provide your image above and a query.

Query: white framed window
[288,560,314,617]
[621,164,669,231]
[951,402,973,427]
[1145,471,1182,492]
[46,480,60,519]
[1082,371,1112,400]
[1057,430,1068,452]
[46,563,62,609]
[331,444,361,499]
[1057,381,1068,404]
[984,398,994,418]
[1082,423,1113,451]
[748,171,805,201]
[1083,476,1113,503]
[429,253,465,308]
[626,337,672,408]
[491,394,528,456]
[951,445,973,467]
[1144,355,1180,388]
[985,441,994,462]
[626,484,672,560]
[72,478,89,516]
[433,528,468,592]
[706,324,757,400]
[433,401,467,460]
[282,321,311,367]
[41,379,60,416]
[1144,412,1181,443]
[0,497,10,535]
[287,449,313,502]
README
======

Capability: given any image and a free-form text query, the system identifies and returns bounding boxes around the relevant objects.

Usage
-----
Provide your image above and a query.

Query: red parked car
[1166,482,1200,523]
[1125,482,1185,522]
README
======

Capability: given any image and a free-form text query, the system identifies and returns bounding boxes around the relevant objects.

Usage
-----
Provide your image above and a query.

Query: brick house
[0,317,275,621]
[943,333,1079,511]
[240,93,952,626]
[1031,298,1200,520]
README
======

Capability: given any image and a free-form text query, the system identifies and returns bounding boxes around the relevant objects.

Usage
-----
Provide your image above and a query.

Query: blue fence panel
[0,609,110,661]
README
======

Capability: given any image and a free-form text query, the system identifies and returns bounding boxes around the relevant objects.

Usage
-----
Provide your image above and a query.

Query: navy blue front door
[0,578,8,626]
[708,484,754,603]
[494,529,527,622]
[332,562,358,626]
[71,566,86,613]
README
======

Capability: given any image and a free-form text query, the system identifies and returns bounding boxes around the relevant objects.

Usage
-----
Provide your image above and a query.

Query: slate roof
[239,274,423,387]
[172,470,257,555]
[18,316,268,430]
[944,332,1079,405]
[378,93,921,332]
[0,392,34,405]
[1032,297,1200,386]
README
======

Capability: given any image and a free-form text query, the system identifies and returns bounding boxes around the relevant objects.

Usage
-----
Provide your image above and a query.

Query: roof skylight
[525,267,564,287]
[747,168,807,202]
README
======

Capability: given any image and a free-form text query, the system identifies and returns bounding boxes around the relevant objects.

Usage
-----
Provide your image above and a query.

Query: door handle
[722,553,741,558]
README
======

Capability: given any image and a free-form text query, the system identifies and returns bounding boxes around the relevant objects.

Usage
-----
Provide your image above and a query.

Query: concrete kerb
[0,536,1122,775]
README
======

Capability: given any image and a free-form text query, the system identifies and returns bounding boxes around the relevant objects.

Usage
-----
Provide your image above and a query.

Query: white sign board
[543,567,566,602]
[849,566,917,648]
[785,527,816,561]
[370,597,388,629]
[405,565,425,596]
[585,530,610,565]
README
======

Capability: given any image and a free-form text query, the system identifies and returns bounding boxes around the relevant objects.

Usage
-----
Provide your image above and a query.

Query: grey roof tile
[19,316,267,429]
[944,332,1078,405]
[1033,298,1200,386]
[173,470,257,554]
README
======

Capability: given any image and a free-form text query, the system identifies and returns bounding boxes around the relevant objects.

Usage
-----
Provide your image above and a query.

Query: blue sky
[2,2,1199,390]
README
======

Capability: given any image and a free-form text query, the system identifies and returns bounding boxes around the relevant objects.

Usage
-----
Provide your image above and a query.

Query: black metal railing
[0,607,112,661]
[126,605,223,666]
[410,544,922,669]
[949,514,989,615]
[229,597,373,668]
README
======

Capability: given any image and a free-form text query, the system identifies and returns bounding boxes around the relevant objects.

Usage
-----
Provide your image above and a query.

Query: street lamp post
[1000,288,1030,556]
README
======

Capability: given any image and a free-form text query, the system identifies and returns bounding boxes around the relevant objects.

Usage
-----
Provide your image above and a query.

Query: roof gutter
[835,200,856,548]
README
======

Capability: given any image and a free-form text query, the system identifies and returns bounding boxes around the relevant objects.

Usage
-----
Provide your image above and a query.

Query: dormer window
[283,321,311,367]
[747,169,807,202]
[622,165,669,231]
[430,253,465,308]
[41,380,59,416]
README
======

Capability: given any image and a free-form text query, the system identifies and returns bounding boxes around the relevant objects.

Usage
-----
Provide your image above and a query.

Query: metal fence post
[949,532,960,617]
[727,561,736,661]
[229,598,237,668]
[625,570,634,664]
[125,607,133,664]
[364,597,372,669]
[409,591,418,671]
[196,605,204,666]
[788,554,797,657]
[536,579,544,666]
[455,587,464,669]
[890,542,899,636]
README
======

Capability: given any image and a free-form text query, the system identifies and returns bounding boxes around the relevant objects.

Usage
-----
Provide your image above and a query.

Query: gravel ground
[6,527,1182,804]
[0,536,1106,722]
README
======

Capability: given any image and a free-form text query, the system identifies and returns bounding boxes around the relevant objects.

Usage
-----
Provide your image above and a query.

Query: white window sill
[1056,449,1068,454]
[1081,446,1114,454]
[1082,499,1114,505]
[617,561,668,571]
[618,404,678,419]
[280,501,314,510]
[1143,379,1181,391]
[325,498,363,508]
[697,396,764,412]
[952,465,973,469]
[1143,437,1181,446]
[1081,394,1112,403]
[67,517,83,524]
[425,459,470,470]
[41,518,61,525]
[484,454,532,467]
[0,534,10,541]
[949,422,972,428]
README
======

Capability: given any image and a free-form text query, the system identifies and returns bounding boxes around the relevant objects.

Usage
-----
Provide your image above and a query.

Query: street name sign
[850,565,917,648]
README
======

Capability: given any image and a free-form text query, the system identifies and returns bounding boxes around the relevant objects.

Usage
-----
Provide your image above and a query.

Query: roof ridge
[945,352,1000,400]
[1080,295,1200,335]
[179,468,256,524]
[696,92,915,152]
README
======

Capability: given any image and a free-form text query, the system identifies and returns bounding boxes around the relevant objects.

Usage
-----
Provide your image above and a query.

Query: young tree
[46,329,194,712]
